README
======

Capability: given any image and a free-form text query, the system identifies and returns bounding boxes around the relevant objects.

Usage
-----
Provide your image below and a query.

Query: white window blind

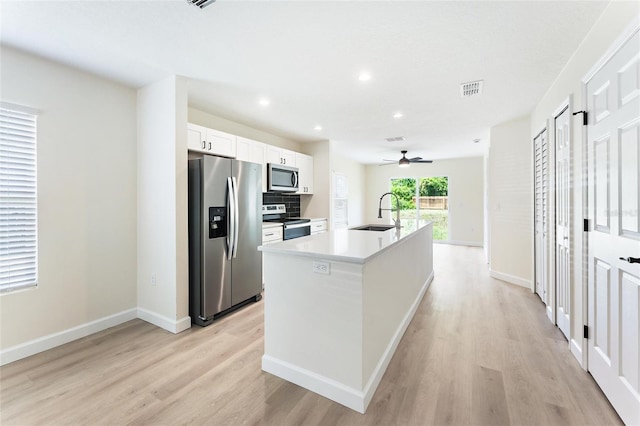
[0,105,37,292]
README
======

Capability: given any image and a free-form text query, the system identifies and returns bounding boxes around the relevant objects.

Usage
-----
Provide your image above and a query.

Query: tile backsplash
[263,192,301,218]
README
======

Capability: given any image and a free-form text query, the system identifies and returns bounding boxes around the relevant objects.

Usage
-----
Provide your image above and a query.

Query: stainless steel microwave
[267,163,299,192]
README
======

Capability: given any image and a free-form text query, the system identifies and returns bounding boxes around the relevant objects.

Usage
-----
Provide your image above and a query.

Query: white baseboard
[570,338,584,368]
[489,269,531,288]
[434,240,483,247]
[0,308,137,366]
[136,308,191,334]
[262,355,366,413]
[546,305,554,323]
[262,270,434,414]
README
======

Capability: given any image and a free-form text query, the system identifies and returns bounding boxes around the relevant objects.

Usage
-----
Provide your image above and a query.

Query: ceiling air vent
[187,0,216,9]
[385,136,405,142]
[460,80,484,97]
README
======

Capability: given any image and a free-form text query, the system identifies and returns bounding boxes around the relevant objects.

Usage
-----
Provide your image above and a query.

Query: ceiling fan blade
[378,162,398,166]
[408,157,423,161]
[381,159,396,162]
[412,160,433,163]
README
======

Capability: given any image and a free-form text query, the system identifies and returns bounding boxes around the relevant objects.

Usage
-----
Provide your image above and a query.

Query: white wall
[529,2,639,363]
[0,47,137,353]
[300,140,367,228]
[331,142,366,228]
[365,157,484,246]
[137,76,190,333]
[487,115,532,287]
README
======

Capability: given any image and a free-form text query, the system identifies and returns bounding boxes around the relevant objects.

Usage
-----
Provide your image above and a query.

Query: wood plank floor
[0,244,623,425]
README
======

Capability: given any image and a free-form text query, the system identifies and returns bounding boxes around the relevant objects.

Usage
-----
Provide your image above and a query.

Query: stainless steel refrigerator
[188,155,263,326]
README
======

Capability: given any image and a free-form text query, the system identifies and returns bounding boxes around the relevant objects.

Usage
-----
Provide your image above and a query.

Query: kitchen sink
[350,224,397,232]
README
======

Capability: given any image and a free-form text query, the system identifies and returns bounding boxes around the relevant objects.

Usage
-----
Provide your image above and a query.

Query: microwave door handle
[232,177,239,258]
[292,171,298,189]
[227,177,235,260]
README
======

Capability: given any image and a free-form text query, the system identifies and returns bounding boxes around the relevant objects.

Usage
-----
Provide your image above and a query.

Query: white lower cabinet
[262,224,283,286]
[310,219,327,234]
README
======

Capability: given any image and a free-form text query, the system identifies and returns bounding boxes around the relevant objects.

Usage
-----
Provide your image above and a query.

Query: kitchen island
[259,221,433,413]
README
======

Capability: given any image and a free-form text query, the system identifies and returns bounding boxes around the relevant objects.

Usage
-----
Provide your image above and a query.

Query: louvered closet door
[587,27,640,426]
[534,129,549,306]
[555,107,571,340]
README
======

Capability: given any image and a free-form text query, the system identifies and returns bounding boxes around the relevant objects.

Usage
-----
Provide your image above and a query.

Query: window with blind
[0,104,37,292]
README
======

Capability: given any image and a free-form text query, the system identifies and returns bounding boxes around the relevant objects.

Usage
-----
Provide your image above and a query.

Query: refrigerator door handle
[227,177,235,260]
[232,177,240,258]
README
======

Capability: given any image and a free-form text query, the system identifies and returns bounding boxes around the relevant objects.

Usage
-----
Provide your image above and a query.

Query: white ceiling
[0,0,609,164]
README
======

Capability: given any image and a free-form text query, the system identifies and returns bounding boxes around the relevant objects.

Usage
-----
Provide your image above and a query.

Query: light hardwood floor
[0,245,623,425]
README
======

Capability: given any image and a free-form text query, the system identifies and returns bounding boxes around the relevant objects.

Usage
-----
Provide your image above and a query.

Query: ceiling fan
[380,150,433,167]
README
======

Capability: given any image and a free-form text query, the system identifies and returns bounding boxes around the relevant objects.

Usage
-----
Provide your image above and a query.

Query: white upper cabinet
[187,123,236,158]
[295,152,314,194]
[206,128,236,158]
[267,145,296,167]
[187,123,208,152]
[237,136,267,192]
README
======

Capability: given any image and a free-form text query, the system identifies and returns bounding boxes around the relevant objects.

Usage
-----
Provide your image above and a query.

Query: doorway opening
[390,177,449,241]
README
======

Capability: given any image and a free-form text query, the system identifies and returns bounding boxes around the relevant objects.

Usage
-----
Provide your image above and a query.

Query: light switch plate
[312,261,330,275]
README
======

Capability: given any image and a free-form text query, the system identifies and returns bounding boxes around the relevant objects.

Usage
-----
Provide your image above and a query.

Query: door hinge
[573,110,588,126]
[583,218,591,232]
[584,325,589,339]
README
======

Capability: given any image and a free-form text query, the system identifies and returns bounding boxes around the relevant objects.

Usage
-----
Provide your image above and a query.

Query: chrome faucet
[378,192,401,229]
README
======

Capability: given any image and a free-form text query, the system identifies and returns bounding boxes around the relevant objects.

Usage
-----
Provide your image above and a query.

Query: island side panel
[262,251,364,391]
[362,224,434,397]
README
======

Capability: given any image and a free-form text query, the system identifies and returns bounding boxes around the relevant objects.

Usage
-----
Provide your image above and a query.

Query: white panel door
[555,106,571,340]
[587,28,640,426]
[534,129,550,306]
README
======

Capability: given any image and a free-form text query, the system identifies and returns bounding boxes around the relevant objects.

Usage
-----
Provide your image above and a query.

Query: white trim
[489,269,532,288]
[570,338,585,369]
[262,356,365,413]
[546,305,554,323]
[262,271,434,414]
[0,308,137,366]
[136,308,191,334]
[582,16,640,83]
[433,240,483,247]
[0,101,40,116]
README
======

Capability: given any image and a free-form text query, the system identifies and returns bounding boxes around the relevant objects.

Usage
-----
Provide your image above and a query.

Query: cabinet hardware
[208,142,212,150]
[619,256,640,264]
[202,141,206,149]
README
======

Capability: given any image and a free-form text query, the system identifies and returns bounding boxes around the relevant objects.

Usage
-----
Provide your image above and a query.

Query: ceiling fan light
[399,158,410,167]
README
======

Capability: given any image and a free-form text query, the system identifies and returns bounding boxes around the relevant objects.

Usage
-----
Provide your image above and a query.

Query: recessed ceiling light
[358,72,372,82]
[314,125,323,131]
[393,112,404,119]
[473,138,481,143]
[258,98,270,106]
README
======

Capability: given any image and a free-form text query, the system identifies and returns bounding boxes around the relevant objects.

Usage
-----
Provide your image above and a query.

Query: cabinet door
[310,219,327,234]
[266,145,283,165]
[250,142,268,193]
[207,128,236,158]
[266,145,296,166]
[187,123,207,152]
[281,149,296,167]
[296,153,314,194]
[235,136,251,162]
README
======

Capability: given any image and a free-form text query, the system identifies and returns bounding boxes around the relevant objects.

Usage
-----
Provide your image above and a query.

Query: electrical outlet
[312,261,330,275]
[151,273,157,287]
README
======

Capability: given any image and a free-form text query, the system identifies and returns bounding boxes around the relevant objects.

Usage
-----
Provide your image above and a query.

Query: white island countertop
[259,220,432,264]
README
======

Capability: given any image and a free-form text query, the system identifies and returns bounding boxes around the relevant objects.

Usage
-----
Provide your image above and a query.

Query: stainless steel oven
[267,163,299,192]
[282,221,310,240]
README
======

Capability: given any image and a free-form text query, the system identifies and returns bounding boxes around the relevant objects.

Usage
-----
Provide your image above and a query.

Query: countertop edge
[259,222,432,264]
